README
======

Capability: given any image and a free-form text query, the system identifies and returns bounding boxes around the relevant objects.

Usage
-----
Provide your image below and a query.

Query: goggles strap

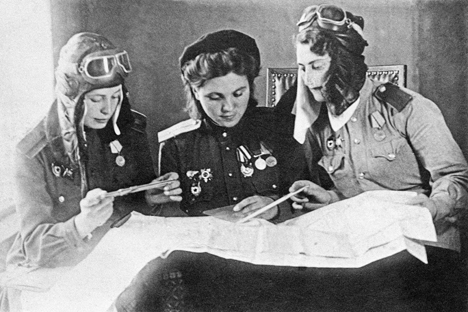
[348,21,364,38]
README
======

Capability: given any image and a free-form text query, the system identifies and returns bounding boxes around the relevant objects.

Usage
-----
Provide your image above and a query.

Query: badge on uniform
[237,145,254,177]
[241,164,254,177]
[259,142,277,169]
[254,157,267,170]
[186,170,201,197]
[191,182,202,197]
[110,140,125,167]
[250,142,277,171]
[335,136,343,148]
[265,155,277,167]
[200,168,213,183]
[186,169,213,197]
[51,163,74,180]
[327,136,335,150]
[373,130,386,142]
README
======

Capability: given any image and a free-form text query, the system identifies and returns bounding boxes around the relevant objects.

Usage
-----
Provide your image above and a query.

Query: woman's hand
[145,172,183,205]
[75,188,114,238]
[406,193,437,219]
[289,180,331,210]
[232,195,278,220]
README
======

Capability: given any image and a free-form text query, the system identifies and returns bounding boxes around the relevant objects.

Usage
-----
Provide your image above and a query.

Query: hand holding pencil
[144,172,183,205]
[236,186,308,224]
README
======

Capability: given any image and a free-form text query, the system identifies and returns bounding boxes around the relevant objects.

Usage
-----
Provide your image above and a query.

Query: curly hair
[181,47,260,119]
[296,27,368,115]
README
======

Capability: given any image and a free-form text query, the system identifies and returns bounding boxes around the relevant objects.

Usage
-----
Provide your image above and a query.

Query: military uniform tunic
[6,101,156,269]
[305,78,468,251]
[160,106,282,216]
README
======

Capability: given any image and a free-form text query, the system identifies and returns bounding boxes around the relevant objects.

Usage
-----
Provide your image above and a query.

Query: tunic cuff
[429,195,456,222]
[63,217,89,249]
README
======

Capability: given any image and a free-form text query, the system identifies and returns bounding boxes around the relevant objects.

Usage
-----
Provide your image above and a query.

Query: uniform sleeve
[400,96,468,221]
[12,150,106,268]
[154,139,187,217]
[303,128,344,203]
[160,139,181,177]
[117,129,157,216]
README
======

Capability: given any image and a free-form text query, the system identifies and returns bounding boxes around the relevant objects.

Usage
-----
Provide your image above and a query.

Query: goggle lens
[80,51,132,80]
[318,5,346,24]
[86,57,117,78]
[298,4,348,31]
[116,52,132,72]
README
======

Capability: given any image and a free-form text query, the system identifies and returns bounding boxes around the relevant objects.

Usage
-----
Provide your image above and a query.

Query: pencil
[105,179,177,198]
[237,186,308,223]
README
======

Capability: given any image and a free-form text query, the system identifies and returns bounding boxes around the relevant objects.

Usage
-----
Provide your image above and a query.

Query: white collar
[328,97,360,132]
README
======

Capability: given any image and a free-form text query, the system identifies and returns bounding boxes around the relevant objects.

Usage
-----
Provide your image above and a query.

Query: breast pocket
[368,137,418,186]
[318,153,351,180]
[251,165,280,195]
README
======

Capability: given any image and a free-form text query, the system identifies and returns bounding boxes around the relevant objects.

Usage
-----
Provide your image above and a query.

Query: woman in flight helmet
[1,32,181,312]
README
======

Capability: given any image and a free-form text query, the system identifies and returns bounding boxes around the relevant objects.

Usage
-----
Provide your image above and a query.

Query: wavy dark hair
[296,27,368,115]
[181,47,260,119]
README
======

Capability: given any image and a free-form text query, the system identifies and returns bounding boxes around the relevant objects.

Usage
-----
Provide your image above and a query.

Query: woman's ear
[192,87,200,100]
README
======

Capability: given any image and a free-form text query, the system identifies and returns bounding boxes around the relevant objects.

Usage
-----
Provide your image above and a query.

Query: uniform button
[272,184,277,189]
[388,153,396,160]
[354,139,361,144]
[228,172,233,177]
[58,196,65,203]
[222,132,227,138]
[358,172,365,179]
[226,146,231,151]
[233,197,238,201]
[328,165,334,173]
[351,117,357,122]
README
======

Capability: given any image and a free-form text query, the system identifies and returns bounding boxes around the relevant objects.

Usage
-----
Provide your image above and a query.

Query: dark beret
[179,29,260,70]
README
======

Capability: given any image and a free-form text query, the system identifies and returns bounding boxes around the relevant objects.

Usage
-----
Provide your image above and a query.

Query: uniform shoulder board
[16,119,48,159]
[158,118,201,143]
[131,109,147,133]
[373,82,413,112]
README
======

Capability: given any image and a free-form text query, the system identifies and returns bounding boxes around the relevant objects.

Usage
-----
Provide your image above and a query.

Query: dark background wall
[49,0,468,161]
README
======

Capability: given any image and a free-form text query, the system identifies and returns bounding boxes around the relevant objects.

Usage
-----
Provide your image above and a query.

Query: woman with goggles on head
[277,3,468,311]
[1,32,181,311]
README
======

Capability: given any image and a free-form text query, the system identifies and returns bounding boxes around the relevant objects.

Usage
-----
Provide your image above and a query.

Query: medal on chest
[370,111,387,142]
[326,134,344,151]
[110,140,125,167]
[51,163,75,180]
[326,136,336,150]
[236,145,254,177]
[190,181,202,197]
[259,142,277,169]
[186,169,212,198]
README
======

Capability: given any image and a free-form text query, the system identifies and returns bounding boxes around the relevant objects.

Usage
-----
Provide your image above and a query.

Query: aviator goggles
[297,4,355,33]
[78,49,132,83]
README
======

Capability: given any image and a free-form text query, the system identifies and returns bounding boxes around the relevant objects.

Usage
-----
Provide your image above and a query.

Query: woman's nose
[100,98,111,115]
[304,67,319,86]
[221,98,235,112]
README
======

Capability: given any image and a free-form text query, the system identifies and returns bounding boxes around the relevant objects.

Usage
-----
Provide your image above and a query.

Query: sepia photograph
[1,0,467,311]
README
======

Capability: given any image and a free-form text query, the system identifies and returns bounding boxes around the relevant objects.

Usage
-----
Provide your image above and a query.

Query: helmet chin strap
[111,86,123,136]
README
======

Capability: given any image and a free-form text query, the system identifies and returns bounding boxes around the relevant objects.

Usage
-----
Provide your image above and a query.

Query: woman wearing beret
[115,29,294,312]
[283,4,468,311]
[1,32,181,311]
[153,29,290,220]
